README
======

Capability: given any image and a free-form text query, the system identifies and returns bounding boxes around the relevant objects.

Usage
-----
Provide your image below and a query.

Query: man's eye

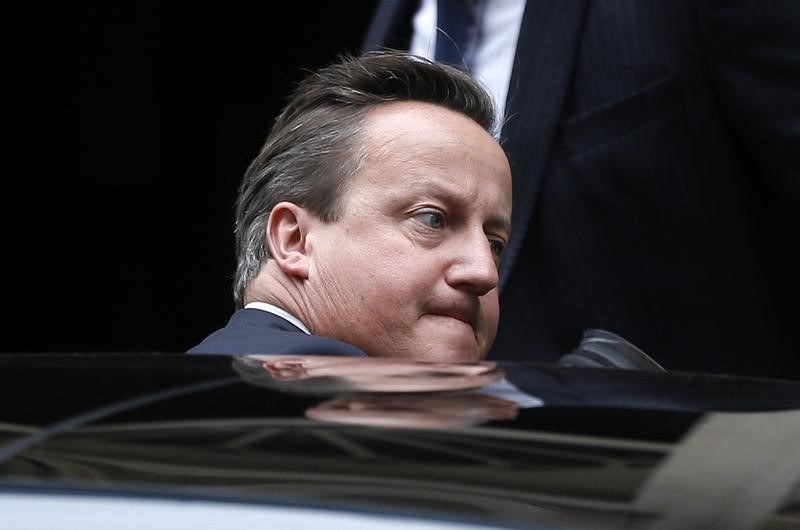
[489,238,505,258]
[415,211,446,229]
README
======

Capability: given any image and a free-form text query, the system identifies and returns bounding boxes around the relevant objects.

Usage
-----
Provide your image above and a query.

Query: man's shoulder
[187,309,366,357]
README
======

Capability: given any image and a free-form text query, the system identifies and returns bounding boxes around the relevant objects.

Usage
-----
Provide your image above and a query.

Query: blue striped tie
[435,0,479,70]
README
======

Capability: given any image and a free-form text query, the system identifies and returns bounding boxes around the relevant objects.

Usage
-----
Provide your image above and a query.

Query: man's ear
[266,202,313,279]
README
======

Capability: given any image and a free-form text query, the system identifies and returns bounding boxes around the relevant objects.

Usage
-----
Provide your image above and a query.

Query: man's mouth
[426,303,479,330]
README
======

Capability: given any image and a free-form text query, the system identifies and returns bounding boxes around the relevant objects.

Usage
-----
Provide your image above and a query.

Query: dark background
[30,2,377,353]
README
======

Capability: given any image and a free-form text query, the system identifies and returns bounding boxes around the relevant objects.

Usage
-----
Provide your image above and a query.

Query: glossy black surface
[1,353,799,529]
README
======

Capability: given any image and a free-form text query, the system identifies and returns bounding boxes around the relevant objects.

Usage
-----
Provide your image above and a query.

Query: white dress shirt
[410,0,527,135]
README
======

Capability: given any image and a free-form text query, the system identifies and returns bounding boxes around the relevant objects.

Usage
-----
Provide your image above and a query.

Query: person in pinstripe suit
[363,0,800,378]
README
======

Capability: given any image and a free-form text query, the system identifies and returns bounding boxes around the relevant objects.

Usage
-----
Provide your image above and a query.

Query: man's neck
[243,264,315,334]
[243,302,311,334]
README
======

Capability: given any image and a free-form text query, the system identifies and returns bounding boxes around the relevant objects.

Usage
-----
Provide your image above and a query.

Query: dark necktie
[434,0,480,70]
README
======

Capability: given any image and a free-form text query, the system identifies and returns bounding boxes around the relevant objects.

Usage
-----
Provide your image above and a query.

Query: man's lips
[425,302,480,330]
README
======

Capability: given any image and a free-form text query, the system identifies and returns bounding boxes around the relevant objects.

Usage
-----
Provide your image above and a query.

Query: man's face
[305,393,519,429]
[255,355,505,392]
[305,101,512,361]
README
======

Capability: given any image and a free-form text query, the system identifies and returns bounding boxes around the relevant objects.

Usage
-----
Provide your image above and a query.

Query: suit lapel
[499,0,587,288]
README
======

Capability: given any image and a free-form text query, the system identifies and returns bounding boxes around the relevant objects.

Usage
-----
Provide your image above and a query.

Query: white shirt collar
[244,302,311,334]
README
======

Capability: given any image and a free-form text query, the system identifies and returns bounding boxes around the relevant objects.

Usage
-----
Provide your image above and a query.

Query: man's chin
[416,319,489,362]
[416,337,486,363]
[353,321,490,361]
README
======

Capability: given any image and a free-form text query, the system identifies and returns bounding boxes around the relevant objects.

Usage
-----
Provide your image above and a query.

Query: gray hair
[233,50,497,306]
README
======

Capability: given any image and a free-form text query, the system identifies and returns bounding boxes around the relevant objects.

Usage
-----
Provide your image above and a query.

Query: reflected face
[253,355,505,393]
[306,101,512,362]
[306,393,519,429]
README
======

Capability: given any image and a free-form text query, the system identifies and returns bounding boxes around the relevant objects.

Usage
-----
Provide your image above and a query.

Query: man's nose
[444,233,499,295]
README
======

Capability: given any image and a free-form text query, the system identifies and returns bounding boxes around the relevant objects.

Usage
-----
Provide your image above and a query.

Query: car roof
[1,352,799,529]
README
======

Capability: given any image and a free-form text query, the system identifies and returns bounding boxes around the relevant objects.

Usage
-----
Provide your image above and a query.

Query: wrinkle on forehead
[360,104,508,179]
[361,101,501,164]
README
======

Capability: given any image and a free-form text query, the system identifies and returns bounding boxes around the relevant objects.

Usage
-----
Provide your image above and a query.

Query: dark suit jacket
[363,0,800,378]
[188,309,367,357]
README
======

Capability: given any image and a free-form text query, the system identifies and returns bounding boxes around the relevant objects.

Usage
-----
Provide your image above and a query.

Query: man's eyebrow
[485,215,512,237]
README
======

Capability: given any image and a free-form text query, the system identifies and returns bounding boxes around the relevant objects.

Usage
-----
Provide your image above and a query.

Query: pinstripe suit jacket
[363,0,800,378]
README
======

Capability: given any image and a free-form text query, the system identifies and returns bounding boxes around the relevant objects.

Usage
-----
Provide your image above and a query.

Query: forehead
[361,100,501,164]
[353,101,512,217]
